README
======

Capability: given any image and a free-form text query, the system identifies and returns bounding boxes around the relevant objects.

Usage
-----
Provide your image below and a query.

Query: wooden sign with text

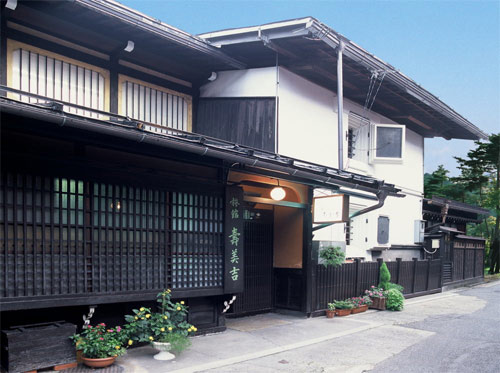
[224,186,245,293]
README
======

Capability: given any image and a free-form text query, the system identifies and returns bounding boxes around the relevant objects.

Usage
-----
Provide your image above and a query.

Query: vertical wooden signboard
[224,186,245,293]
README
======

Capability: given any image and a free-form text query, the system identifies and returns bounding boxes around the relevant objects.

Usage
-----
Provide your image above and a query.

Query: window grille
[0,171,223,299]
[121,80,189,134]
[171,192,224,289]
[347,112,370,162]
[11,48,105,117]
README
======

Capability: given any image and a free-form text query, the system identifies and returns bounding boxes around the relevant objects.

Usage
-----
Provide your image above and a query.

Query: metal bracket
[222,296,236,313]
[82,305,97,327]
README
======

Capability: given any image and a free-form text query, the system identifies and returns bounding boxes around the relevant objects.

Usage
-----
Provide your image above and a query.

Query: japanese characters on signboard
[312,194,350,223]
[224,186,244,293]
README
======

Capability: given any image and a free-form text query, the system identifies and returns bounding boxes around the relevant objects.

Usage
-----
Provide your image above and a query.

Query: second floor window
[120,77,191,133]
[347,112,370,163]
[11,44,106,116]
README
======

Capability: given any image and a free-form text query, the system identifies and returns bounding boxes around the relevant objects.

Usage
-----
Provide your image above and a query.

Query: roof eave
[200,18,488,140]
[73,0,246,70]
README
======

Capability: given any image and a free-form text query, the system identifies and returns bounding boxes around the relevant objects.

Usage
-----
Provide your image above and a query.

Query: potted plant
[331,300,354,316]
[124,289,196,361]
[326,303,336,318]
[350,296,373,314]
[365,286,386,310]
[71,323,126,368]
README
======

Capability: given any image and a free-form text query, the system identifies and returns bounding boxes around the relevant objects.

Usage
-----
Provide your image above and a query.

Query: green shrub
[332,300,354,310]
[385,282,404,292]
[379,262,391,289]
[319,246,345,267]
[385,289,404,311]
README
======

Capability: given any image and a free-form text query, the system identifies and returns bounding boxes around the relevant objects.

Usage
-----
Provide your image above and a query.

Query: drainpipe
[312,189,389,232]
[337,40,345,170]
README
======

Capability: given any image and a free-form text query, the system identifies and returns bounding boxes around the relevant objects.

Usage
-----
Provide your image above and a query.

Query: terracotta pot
[334,308,352,316]
[325,309,335,318]
[76,349,83,363]
[351,305,368,314]
[81,356,116,368]
[369,296,386,310]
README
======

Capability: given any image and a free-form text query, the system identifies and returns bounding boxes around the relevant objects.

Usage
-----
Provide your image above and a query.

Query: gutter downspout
[312,189,389,232]
[337,40,345,170]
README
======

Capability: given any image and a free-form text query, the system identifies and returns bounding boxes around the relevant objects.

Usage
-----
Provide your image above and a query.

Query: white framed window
[9,40,108,117]
[119,75,192,134]
[371,123,405,163]
[347,112,370,163]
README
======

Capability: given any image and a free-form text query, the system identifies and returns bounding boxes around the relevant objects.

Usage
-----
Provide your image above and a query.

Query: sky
[120,0,499,176]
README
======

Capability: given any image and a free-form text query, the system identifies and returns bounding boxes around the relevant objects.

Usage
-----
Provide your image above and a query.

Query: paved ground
[112,281,499,373]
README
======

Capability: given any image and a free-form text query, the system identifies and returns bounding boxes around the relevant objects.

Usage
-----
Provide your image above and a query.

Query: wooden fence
[313,258,442,312]
[443,235,484,285]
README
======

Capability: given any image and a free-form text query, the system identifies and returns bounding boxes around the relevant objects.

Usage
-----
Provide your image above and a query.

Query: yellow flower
[115,346,120,350]
[140,307,145,311]
[168,327,173,331]
[128,340,133,346]
[149,336,154,341]
[167,289,171,293]
[141,317,144,320]
[134,316,138,320]
[160,328,165,332]
[176,307,181,311]
[146,314,151,318]
[180,301,185,305]
[163,316,168,320]
[193,327,198,332]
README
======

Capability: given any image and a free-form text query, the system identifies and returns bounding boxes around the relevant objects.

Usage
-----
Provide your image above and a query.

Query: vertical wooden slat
[2,173,8,297]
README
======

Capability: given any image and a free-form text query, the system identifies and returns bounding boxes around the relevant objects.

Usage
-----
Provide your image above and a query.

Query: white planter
[152,341,175,361]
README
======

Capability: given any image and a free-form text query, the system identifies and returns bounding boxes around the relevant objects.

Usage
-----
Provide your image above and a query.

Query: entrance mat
[227,314,292,332]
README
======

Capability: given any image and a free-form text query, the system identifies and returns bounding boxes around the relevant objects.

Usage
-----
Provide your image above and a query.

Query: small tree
[378,262,391,290]
[319,246,345,267]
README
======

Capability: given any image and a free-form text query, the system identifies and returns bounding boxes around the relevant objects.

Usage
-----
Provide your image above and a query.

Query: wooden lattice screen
[0,171,223,303]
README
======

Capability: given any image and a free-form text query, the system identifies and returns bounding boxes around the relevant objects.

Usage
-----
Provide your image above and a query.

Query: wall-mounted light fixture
[270,181,286,201]
[208,72,218,81]
[124,41,135,53]
[5,0,17,10]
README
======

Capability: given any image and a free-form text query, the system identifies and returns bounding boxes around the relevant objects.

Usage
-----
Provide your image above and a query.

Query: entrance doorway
[231,208,274,315]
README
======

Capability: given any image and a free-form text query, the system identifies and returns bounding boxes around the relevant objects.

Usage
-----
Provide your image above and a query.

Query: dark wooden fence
[313,258,442,312]
[443,235,484,285]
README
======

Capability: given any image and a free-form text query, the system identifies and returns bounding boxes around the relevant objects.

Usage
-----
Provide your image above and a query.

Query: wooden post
[377,258,383,284]
[463,248,467,280]
[303,187,314,314]
[355,258,361,296]
[412,258,418,294]
[396,258,402,285]
[473,247,477,278]
[426,258,432,291]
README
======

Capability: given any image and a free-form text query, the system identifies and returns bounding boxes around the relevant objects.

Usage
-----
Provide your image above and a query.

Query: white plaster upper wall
[199,66,424,193]
[277,68,338,167]
[199,67,276,97]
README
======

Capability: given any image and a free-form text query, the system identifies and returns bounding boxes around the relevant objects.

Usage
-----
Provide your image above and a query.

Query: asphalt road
[371,282,500,373]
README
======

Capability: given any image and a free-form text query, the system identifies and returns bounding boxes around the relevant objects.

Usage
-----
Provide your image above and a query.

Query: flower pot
[325,309,335,318]
[369,297,386,310]
[152,341,175,361]
[334,308,352,316]
[81,356,116,368]
[351,305,368,314]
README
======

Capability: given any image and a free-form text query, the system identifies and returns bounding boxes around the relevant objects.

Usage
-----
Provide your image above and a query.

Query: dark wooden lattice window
[171,192,223,289]
[0,171,223,300]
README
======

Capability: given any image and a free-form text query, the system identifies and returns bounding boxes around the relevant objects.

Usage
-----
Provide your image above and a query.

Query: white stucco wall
[200,66,425,260]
